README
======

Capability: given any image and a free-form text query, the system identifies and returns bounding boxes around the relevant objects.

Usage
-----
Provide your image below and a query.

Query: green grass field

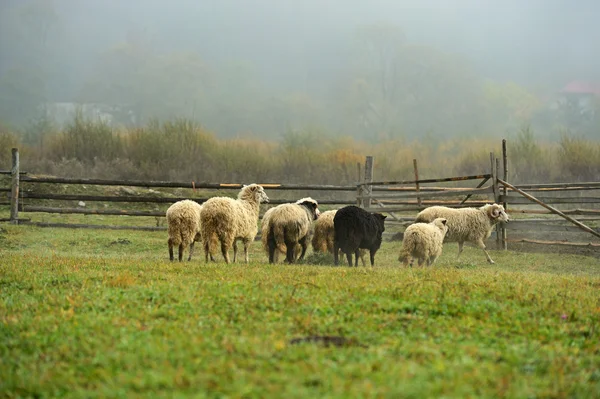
[1,223,599,398]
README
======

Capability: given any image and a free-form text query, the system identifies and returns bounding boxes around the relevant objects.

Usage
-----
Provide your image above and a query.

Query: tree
[336,23,485,140]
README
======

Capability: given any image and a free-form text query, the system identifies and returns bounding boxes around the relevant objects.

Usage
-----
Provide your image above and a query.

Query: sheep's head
[373,213,387,236]
[240,184,269,203]
[432,217,448,236]
[296,197,320,220]
[485,204,509,224]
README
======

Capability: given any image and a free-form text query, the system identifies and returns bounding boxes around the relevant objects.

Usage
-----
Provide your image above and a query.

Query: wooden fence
[2,142,600,249]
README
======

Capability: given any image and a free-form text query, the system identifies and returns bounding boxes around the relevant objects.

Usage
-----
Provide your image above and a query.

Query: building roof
[561,81,600,95]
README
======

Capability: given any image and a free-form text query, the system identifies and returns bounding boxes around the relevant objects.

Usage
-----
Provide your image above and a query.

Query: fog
[1,0,599,140]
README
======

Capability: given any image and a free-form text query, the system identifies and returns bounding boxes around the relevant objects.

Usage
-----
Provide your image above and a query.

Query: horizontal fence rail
[3,145,599,252]
[19,175,357,191]
[500,195,600,204]
[15,192,355,205]
[357,186,493,200]
[358,174,492,187]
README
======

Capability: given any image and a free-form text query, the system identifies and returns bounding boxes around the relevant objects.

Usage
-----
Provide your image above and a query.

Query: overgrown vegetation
[3,116,599,184]
[0,225,599,397]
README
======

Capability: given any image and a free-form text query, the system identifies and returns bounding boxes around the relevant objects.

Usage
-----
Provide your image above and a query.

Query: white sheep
[415,203,510,264]
[311,209,367,266]
[398,218,448,267]
[261,206,301,263]
[166,200,203,262]
[200,184,269,263]
[265,197,320,264]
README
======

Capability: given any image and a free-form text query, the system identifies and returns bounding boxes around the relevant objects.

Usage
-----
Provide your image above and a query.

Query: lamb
[311,209,367,266]
[166,200,203,262]
[414,203,510,264]
[398,218,448,267]
[200,184,269,263]
[265,197,320,264]
[333,205,387,267]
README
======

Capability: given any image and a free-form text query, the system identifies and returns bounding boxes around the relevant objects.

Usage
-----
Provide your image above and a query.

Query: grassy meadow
[1,222,599,398]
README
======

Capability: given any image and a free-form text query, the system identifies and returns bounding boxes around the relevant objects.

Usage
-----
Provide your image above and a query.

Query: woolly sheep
[333,205,387,267]
[265,197,320,264]
[261,206,303,263]
[399,218,448,267]
[415,203,510,264]
[200,184,269,263]
[166,200,203,262]
[312,209,367,266]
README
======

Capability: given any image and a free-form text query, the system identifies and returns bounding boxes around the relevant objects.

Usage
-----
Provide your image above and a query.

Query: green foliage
[511,125,553,182]
[559,130,600,181]
[2,114,599,184]
[0,226,599,397]
[124,119,218,180]
[46,110,122,163]
[0,126,20,167]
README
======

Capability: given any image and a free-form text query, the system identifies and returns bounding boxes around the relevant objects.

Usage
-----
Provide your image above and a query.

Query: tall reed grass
[3,116,599,184]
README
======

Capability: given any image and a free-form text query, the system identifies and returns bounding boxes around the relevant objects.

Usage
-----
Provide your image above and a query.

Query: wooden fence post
[413,159,422,208]
[495,157,502,248]
[10,148,20,225]
[501,139,508,250]
[490,152,500,248]
[356,162,362,206]
[362,156,374,209]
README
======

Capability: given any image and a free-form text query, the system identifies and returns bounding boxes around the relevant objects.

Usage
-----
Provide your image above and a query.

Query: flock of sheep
[166,184,510,267]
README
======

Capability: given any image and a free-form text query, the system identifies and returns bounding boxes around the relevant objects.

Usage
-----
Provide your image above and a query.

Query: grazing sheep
[200,184,269,263]
[166,200,202,262]
[415,203,510,264]
[312,209,367,266]
[265,197,320,264]
[333,205,387,267]
[260,206,301,263]
[399,218,448,267]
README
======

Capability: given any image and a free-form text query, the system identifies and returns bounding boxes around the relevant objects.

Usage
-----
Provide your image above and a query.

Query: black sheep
[333,205,387,266]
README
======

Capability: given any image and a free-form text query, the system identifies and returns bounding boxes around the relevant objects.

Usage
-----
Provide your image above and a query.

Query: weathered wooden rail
[2,144,600,251]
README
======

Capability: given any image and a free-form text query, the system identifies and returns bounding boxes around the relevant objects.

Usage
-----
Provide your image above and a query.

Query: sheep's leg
[428,255,438,266]
[457,241,464,259]
[242,238,250,264]
[477,239,495,264]
[345,252,353,267]
[285,238,296,264]
[204,240,210,263]
[187,242,195,261]
[178,244,184,262]
[369,250,375,267]
[417,257,425,267]
[168,238,174,262]
[354,249,360,267]
[232,240,238,263]
[286,245,295,264]
[221,242,230,264]
[298,236,308,261]
[333,243,340,266]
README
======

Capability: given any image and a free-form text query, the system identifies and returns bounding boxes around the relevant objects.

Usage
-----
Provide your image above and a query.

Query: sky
[0,0,598,137]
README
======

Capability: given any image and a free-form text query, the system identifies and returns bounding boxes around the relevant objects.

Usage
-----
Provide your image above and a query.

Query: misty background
[1,0,599,143]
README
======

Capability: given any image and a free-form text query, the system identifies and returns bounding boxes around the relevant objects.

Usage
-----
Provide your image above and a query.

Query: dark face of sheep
[373,213,387,240]
[488,204,509,223]
[297,198,320,220]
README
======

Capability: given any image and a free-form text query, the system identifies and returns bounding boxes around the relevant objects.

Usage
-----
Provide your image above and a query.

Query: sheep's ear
[491,207,500,218]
